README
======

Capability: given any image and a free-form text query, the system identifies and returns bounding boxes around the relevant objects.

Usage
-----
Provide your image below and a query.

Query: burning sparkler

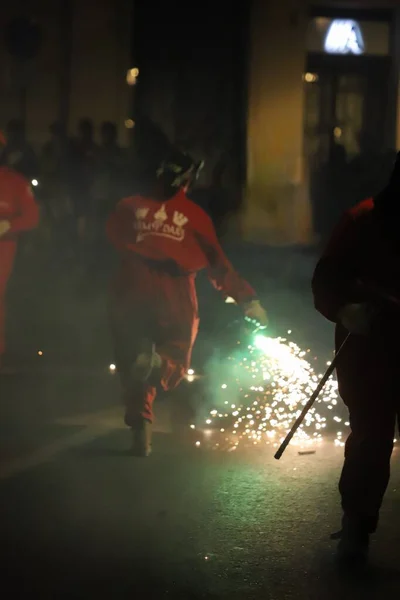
[197,332,349,451]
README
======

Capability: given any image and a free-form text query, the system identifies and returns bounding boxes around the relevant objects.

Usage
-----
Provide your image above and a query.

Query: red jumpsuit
[107,189,256,425]
[312,198,400,534]
[0,167,39,360]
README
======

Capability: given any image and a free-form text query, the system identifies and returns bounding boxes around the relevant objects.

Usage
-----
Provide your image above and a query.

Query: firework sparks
[202,333,347,451]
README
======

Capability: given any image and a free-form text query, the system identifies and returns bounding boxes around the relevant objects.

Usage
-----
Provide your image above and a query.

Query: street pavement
[1,371,400,599]
[1,246,400,597]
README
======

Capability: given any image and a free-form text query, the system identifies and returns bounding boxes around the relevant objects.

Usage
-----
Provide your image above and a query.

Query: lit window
[324,20,364,55]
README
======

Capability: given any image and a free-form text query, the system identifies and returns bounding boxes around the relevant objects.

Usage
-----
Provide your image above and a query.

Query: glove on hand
[338,303,374,335]
[244,299,269,328]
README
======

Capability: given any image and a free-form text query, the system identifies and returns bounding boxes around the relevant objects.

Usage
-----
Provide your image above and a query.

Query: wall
[0,0,132,147]
[0,0,62,145]
[245,0,312,245]
[69,0,132,144]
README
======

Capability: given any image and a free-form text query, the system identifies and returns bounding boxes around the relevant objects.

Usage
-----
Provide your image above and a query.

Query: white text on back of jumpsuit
[134,205,188,243]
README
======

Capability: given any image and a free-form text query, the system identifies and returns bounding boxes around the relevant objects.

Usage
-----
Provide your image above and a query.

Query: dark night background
[132,0,249,199]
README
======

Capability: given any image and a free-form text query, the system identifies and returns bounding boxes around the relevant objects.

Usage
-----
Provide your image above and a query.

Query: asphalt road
[1,372,400,599]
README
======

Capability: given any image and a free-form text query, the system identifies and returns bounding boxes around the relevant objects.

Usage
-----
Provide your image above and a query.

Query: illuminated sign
[324,19,365,55]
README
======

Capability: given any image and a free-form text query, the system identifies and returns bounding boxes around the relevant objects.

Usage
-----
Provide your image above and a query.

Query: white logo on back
[135,207,149,219]
[134,204,189,243]
[173,211,188,227]
[154,204,168,222]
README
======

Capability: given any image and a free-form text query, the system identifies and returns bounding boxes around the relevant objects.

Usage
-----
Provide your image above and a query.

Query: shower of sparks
[202,334,347,451]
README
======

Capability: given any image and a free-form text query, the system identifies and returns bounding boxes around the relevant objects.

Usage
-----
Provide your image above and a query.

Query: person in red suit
[312,152,400,566]
[107,150,268,456]
[0,132,39,368]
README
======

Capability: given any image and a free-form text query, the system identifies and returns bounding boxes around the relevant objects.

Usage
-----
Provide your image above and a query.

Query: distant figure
[0,131,39,368]
[0,119,38,181]
[107,149,268,457]
[69,118,98,238]
[189,155,235,237]
[41,122,72,220]
[93,121,126,218]
[40,122,75,262]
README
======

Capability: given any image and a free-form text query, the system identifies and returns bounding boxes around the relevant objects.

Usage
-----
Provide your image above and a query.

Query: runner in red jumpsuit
[312,152,400,566]
[0,132,39,367]
[107,150,268,456]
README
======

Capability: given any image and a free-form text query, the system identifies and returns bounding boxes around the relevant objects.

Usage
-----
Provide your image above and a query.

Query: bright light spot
[190,424,195,430]
[324,19,364,55]
[37,350,43,356]
[225,296,236,304]
[126,67,139,85]
[334,127,342,139]
[31,179,39,187]
[125,119,135,129]
[195,441,201,447]
[221,384,227,389]
[187,375,195,383]
[188,368,195,376]
[303,72,318,83]
[109,363,116,372]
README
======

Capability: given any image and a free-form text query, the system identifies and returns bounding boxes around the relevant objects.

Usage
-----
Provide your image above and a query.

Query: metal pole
[274,333,350,460]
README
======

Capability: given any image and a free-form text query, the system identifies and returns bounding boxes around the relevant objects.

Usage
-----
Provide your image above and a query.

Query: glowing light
[225,296,236,304]
[303,72,318,83]
[195,441,201,447]
[203,334,346,450]
[324,20,364,55]
[37,350,43,356]
[109,363,116,372]
[31,179,39,187]
[126,67,139,85]
[334,127,342,139]
[125,119,135,129]
[188,368,195,376]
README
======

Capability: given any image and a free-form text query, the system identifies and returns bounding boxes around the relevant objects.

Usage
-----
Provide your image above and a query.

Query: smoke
[194,346,248,426]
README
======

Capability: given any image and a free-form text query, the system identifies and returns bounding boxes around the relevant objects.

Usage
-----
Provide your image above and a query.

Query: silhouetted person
[93,122,126,218]
[69,118,98,239]
[313,152,400,567]
[41,122,75,263]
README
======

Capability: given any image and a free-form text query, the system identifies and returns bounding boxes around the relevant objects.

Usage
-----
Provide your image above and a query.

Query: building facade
[0,0,132,147]
[245,0,400,245]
